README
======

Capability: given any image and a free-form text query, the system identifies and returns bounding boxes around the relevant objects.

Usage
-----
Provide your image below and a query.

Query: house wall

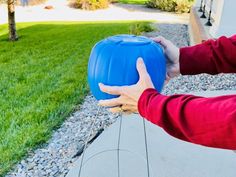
[195,0,236,38]
[209,0,236,37]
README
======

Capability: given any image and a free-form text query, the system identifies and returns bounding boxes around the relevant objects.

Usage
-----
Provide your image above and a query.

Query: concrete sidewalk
[67,90,236,177]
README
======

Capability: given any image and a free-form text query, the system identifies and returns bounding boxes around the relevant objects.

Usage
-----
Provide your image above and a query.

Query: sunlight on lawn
[0,21,137,176]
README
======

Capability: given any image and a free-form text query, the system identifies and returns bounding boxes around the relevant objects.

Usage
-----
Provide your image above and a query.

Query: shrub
[146,0,194,13]
[129,22,155,35]
[76,0,109,10]
[175,0,193,13]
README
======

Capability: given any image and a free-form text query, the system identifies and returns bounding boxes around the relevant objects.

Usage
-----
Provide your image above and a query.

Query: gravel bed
[6,95,119,177]
[6,23,236,177]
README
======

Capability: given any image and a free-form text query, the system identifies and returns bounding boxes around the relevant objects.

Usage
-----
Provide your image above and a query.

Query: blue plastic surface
[88,34,166,100]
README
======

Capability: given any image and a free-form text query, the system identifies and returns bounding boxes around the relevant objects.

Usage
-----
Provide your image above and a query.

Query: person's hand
[98,57,154,114]
[152,36,180,82]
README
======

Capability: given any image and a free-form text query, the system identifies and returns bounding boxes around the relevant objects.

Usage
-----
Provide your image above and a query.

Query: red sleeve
[180,35,236,75]
[138,88,236,150]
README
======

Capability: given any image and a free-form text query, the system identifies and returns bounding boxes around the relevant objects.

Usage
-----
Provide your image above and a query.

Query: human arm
[153,35,236,76]
[180,35,236,75]
[99,35,236,150]
[138,89,236,150]
[139,35,236,149]
[99,58,236,150]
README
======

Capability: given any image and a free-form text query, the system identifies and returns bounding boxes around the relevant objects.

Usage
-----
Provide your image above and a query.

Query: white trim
[210,0,236,38]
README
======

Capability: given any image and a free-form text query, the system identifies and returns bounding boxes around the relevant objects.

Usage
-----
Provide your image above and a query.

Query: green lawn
[118,0,147,5]
[0,21,136,176]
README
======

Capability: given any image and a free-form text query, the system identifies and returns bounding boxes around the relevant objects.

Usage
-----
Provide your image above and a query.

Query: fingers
[99,83,122,95]
[151,36,164,42]
[164,74,170,85]
[151,36,168,48]
[98,97,121,107]
[99,95,136,107]
[108,105,138,114]
[122,104,137,112]
[109,106,123,113]
[136,58,154,88]
[109,107,133,115]
[136,57,149,80]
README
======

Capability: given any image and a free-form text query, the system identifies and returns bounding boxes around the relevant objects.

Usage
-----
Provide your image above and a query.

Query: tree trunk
[8,0,18,41]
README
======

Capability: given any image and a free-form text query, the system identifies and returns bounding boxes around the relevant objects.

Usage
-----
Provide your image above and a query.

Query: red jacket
[138,35,236,150]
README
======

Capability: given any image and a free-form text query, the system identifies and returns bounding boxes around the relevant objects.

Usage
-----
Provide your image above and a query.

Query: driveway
[0,0,189,24]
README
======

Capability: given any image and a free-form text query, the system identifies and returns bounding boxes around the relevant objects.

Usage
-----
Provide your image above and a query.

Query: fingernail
[137,57,143,63]
[98,83,103,87]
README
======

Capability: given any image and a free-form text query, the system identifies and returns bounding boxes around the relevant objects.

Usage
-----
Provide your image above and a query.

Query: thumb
[136,57,149,80]
[136,57,155,89]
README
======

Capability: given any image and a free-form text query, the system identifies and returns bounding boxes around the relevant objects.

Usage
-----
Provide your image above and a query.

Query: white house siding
[195,0,236,38]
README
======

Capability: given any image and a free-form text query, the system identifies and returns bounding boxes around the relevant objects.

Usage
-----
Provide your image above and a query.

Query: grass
[0,21,141,176]
[118,0,147,5]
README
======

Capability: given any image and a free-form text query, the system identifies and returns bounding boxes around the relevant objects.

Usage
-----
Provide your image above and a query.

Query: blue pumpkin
[88,34,166,100]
